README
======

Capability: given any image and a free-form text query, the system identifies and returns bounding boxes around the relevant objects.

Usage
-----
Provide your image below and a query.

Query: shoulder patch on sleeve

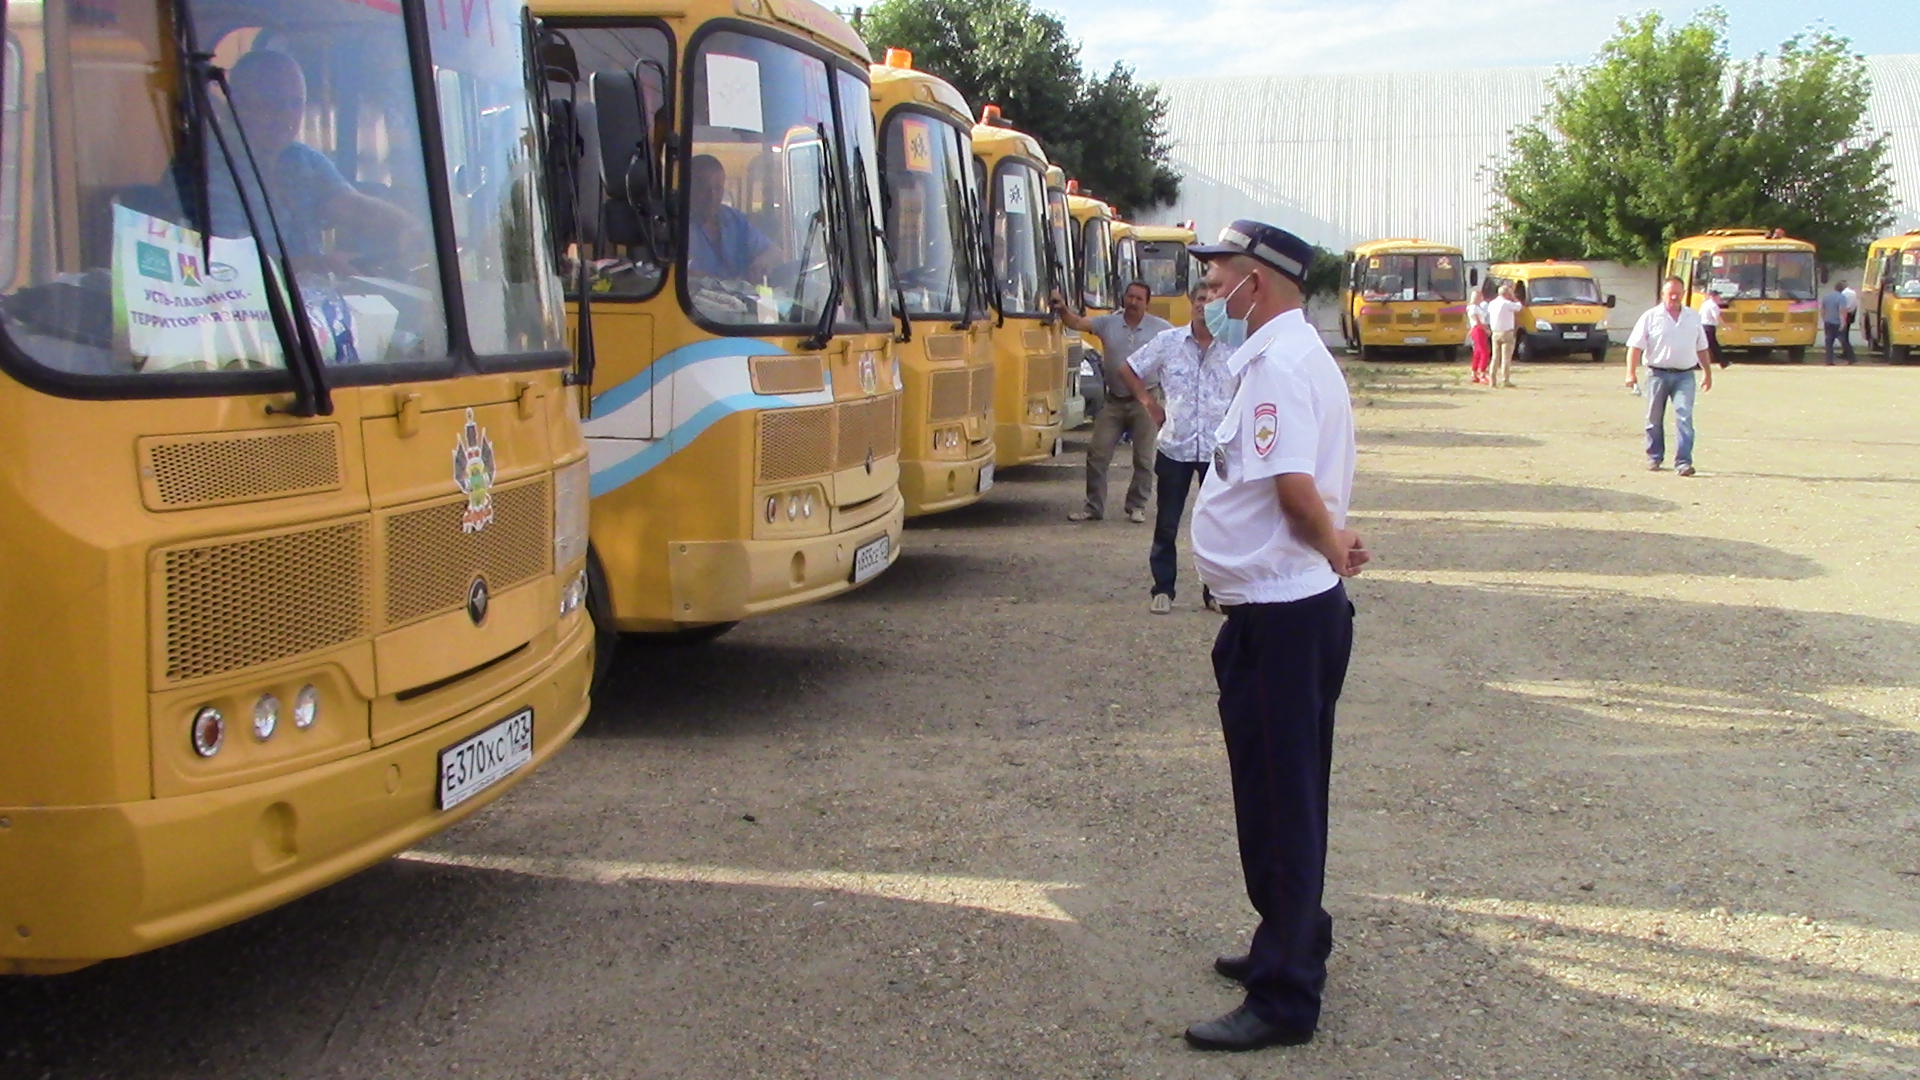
[1252,402,1278,457]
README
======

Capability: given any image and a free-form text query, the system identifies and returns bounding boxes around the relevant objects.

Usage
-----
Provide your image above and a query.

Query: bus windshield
[1360,253,1465,302]
[1,0,461,379]
[684,30,871,331]
[991,160,1047,316]
[1893,251,1920,299]
[1525,276,1600,304]
[1137,240,1187,297]
[883,111,975,318]
[1080,217,1113,309]
[1708,250,1817,301]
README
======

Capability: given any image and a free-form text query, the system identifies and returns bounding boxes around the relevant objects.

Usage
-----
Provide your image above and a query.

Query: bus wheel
[1443,345,1460,364]
[1589,348,1607,363]
[1894,344,1913,365]
[585,546,621,692]
[1786,345,1808,363]
[1359,343,1378,361]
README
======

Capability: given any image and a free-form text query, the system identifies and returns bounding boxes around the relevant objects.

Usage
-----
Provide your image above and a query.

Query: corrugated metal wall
[1146,55,1920,261]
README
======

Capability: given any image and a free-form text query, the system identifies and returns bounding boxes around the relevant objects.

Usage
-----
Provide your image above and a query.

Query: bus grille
[750,354,826,395]
[757,406,835,482]
[1394,310,1436,326]
[384,478,552,627]
[1025,351,1063,396]
[971,364,996,414]
[929,370,971,421]
[162,521,370,683]
[142,426,342,510]
[836,395,900,471]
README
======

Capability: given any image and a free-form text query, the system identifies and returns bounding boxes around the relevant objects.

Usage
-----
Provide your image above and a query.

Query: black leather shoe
[1184,1004,1313,1051]
[1213,953,1252,982]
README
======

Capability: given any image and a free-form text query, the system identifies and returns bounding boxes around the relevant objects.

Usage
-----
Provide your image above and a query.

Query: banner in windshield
[112,205,397,372]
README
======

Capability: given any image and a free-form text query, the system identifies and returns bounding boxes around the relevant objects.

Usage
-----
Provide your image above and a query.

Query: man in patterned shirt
[1114,279,1237,614]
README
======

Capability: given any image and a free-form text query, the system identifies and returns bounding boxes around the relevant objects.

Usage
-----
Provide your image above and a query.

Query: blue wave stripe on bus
[589,392,805,497]
[587,337,786,417]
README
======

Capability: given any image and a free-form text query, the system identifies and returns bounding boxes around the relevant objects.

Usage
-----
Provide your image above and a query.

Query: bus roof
[532,0,870,61]
[970,119,1047,168]
[1669,230,1816,254]
[1066,193,1113,224]
[869,56,970,127]
[1350,237,1462,257]
[1489,261,1598,278]
[1868,229,1920,253]
[1131,224,1196,244]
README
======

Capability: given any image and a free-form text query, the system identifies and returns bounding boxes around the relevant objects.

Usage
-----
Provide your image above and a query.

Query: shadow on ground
[1365,517,1824,579]
[1361,474,1678,514]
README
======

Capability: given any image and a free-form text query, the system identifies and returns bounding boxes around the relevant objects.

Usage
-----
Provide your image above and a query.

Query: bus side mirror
[591,69,654,247]
[1606,294,1617,308]
[1469,268,1480,286]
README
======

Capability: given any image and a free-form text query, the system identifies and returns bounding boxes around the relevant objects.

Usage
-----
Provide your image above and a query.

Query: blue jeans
[1150,452,1209,598]
[1824,321,1852,363]
[1644,367,1696,467]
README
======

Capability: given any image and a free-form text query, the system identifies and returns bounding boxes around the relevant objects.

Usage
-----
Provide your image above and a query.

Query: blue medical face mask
[1202,274,1253,348]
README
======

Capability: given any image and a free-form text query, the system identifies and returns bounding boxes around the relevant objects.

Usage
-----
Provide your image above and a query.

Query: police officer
[1181,221,1368,1052]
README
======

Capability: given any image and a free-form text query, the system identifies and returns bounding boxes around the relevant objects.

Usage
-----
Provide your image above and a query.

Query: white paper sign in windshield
[1001,173,1030,215]
[706,54,764,133]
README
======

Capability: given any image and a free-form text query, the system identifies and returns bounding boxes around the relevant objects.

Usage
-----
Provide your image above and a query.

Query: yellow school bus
[1044,166,1085,429]
[972,110,1067,466]
[1341,239,1469,359]
[868,50,995,514]
[1131,223,1197,326]
[535,0,904,641]
[1485,261,1617,362]
[1860,230,1920,364]
[1064,187,1117,418]
[1665,230,1819,361]
[0,0,592,972]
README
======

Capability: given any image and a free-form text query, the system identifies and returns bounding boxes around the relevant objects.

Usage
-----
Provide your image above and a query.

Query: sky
[1033,0,1920,80]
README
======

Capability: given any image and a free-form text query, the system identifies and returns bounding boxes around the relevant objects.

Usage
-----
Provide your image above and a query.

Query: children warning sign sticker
[901,117,934,173]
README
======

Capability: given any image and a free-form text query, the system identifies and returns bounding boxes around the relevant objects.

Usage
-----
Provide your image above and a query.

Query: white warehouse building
[1143,55,1920,272]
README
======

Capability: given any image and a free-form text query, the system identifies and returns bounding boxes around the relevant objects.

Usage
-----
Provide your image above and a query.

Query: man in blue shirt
[1820,280,1853,365]
[687,154,774,283]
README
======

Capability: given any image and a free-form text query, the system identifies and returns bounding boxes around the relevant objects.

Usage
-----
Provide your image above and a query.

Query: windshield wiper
[171,12,331,416]
[802,124,845,352]
[855,143,910,345]
[946,167,983,331]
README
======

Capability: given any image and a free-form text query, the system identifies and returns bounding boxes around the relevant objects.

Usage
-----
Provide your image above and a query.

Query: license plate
[437,707,533,811]
[1564,331,1587,340]
[977,462,994,493]
[1752,336,1775,345]
[851,535,890,584]
[1404,335,1428,345]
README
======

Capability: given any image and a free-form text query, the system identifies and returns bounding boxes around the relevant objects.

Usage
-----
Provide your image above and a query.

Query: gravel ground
[5,356,1920,1080]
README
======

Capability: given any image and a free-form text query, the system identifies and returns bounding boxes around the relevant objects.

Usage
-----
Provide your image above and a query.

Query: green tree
[860,0,1179,214]
[1486,9,1894,268]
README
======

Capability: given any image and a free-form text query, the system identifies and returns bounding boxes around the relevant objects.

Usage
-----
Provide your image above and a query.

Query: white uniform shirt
[1487,296,1524,333]
[1125,324,1236,463]
[1192,309,1356,606]
[1700,294,1722,327]
[1466,298,1488,328]
[1843,286,1860,314]
[1627,304,1709,370]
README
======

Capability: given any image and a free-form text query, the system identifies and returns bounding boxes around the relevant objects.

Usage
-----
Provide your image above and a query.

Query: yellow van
[1484,261,1616,361]
[1131,223,1198,326]
[1860,230,1920,364]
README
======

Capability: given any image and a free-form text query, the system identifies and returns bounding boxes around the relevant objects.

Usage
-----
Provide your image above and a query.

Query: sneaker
[1648,460,1662,471]
[1068,509,1101,522]
[1126,508,1147,524]
[1676,463,1695,477]
[1149,593,1172,615]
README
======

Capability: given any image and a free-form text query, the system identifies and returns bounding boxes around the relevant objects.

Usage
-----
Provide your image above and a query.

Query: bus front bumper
[994,419,1064,468]
[660,492,905,626]
[900,448,996,517]
[0,618,593,974]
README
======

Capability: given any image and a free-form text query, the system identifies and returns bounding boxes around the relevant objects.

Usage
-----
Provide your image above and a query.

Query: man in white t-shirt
[1177,220,1368,1053]
[1626,276,1713,475]
[1699,290,1725,368]
[1485,283,1525,387]
[1841,281,1861,362]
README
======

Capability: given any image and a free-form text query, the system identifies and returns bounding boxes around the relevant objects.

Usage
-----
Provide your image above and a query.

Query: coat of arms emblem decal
[453,407,498,534]
[859,352,879,395]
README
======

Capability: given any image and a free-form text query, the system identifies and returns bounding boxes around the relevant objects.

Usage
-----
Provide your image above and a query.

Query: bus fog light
[253,694,281,742]
[787,494,800,520]
[559,569,588,617]
[192,706,226,758]
[293,685,320,730]
[802,492,815,518]
[765,496,779,523]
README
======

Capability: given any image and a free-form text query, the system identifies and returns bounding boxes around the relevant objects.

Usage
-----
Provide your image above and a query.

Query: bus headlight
[787,494,801,520]
[253,694,280,741]
[1596,317,1609,331]
[191,706,226,758]
[554,459,591,571]
[1535,318,1553,331]
[932,427,964,456]
[559,569,588,617]
[293,685,320,730]
[1027,398,1048,421]
[765,495,780,523]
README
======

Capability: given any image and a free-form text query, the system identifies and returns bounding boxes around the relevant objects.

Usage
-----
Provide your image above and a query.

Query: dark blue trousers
[1149,453,1209,599]
[1211,582,1354,1033]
